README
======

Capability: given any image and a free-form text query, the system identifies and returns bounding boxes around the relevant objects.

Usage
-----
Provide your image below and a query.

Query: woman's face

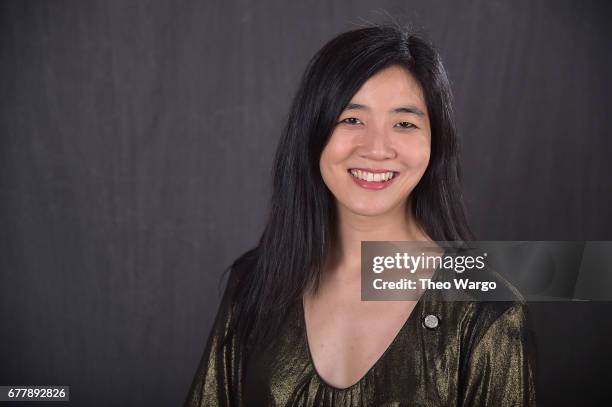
[319,65,431,217]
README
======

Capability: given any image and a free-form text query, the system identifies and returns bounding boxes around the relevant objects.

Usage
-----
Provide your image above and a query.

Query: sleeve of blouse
[459,302,537,407]
[184,266,244,407]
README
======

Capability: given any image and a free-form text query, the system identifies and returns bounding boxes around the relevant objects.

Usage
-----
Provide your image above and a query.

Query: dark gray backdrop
[1,1,611,406]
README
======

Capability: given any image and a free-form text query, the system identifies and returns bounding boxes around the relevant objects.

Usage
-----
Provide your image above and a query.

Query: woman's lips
[347,168,399,190]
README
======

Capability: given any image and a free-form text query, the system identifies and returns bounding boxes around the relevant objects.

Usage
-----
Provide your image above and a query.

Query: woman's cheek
[400,139,431,169]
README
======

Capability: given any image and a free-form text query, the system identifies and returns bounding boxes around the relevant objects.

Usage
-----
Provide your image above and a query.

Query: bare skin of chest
[302,276,418,389]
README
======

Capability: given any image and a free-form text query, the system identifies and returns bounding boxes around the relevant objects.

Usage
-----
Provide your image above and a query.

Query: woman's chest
[243,301,465,406]
[303,291,420,390]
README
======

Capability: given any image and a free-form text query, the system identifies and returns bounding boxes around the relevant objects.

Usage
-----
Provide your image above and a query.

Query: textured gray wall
[1,1,611,406]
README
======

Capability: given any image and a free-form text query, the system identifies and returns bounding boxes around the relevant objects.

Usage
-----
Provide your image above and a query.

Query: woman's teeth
[349,169,396,182]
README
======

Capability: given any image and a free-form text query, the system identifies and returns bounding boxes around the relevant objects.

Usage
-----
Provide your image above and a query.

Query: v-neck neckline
[300,261,442,391]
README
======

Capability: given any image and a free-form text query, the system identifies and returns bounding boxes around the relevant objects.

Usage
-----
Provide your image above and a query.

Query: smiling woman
[320,65,431,214]
[185,23,536,406]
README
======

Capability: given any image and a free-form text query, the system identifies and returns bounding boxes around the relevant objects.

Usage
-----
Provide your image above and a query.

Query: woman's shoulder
[225,246,259,286]
[465,300,531,338]
[455,298,534,368]
[459,272,531,342]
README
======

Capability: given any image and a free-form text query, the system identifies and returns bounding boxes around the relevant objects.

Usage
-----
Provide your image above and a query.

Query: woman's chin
[342,202,403,218]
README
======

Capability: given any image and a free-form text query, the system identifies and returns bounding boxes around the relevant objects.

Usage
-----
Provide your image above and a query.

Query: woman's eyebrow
[344,102,425,117]
[393,106,426,117]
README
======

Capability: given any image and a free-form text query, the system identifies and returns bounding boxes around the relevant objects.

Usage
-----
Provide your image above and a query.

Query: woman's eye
[395,121,417,129]
[339,117,362,125]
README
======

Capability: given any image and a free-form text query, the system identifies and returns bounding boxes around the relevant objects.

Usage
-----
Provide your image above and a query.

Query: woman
[185,23,536,406]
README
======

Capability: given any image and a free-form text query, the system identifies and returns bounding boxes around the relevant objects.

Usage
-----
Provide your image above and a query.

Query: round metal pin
[422,314,440,330]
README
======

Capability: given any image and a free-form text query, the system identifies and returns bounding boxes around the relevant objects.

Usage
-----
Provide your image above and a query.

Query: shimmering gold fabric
[185,257,537,406]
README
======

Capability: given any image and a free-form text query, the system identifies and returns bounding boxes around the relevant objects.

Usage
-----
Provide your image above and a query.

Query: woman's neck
[325,200,431,281]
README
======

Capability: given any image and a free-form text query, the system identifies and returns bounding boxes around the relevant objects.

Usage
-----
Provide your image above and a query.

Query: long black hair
[227,23,474,350]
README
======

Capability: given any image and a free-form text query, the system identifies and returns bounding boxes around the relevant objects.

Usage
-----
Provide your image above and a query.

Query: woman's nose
[358,127,396,160]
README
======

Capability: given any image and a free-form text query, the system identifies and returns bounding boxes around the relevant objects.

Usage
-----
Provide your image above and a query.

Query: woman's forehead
[347,66,427,112]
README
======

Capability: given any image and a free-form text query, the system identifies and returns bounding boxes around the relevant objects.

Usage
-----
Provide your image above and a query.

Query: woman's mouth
[347,168,399,190]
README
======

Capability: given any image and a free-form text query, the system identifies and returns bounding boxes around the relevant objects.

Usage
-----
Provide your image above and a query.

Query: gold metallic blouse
[185,255,537,406]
